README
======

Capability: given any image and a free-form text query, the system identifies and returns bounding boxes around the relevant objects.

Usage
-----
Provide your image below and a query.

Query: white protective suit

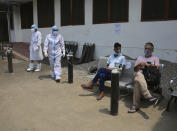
[30,31,43,60]
[43,33,65,79]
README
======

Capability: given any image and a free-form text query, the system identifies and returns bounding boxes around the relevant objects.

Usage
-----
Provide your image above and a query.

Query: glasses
[145,48,152,50]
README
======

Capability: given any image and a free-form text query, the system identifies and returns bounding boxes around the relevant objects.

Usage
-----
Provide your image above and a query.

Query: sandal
[81,84,93,89]
[147,96,157,102]
[128,106,139,113]
[96,95,104,101]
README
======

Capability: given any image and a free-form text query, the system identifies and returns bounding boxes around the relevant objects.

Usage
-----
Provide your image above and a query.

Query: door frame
[0,8,11,42]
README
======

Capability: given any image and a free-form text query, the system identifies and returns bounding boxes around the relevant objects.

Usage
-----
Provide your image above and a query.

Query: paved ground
[0,58,177,131]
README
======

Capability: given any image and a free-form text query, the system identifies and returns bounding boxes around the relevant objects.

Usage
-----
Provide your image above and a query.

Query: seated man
[128,42,159,113]
[81,42,126,101]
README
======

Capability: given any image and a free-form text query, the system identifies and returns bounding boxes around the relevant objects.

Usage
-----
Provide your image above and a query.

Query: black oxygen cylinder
[7,48,13,73]
[67,52,73,83]
[110,69,120,115]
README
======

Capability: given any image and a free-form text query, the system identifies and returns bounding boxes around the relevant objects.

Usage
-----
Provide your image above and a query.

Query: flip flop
[81,84,93,89]
[96,95,104,101]
[128,106,139,113]
[147,96,157,102]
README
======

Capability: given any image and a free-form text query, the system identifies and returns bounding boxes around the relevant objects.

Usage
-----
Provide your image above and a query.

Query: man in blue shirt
[81,43,126,101]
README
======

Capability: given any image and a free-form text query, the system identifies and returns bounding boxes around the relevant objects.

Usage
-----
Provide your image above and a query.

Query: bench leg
[120,88,131,98]
[166,96,174,112]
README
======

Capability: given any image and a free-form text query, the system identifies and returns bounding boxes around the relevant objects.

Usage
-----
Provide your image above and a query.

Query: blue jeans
[92,67,111,91]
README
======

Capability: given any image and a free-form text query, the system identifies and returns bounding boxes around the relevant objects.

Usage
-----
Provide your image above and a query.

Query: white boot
[27,63,34,72]
[35,63,41,72]
[56,75,60,83]
[51,72,55,79]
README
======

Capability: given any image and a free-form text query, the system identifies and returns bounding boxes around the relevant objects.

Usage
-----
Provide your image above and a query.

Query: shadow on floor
[38,75,51,80]
[99,108,111,115]
[80,85,170,119]
[152,104,177,131]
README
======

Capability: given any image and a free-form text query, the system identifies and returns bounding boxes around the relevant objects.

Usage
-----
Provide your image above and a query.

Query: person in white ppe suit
[43,25,65,82]
[27,24,43,72]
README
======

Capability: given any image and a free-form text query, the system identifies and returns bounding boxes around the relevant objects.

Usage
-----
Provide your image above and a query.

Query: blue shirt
[107,54,126,68]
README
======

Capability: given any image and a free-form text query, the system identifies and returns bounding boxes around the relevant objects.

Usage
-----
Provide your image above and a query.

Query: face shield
[51,25,59,36]
[31,24,38,33]
[31,28,35,33]
[52,30,58,36]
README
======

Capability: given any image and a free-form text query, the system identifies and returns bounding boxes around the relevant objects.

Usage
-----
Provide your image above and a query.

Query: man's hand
[134,62,146,71]
[34,46,39,51]
[106,66,113,71]
[140,62,146,67]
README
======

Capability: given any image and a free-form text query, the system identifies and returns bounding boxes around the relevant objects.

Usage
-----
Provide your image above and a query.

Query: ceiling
[8,0,32,2]
[0,0,32,4]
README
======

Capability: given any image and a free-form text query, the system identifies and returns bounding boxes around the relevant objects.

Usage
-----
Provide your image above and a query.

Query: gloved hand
[44,50,48,57]
[34,46,39,51]
[62,50,65,57]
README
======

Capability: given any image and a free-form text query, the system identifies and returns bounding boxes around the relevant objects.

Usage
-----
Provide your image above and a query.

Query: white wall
[11,0,177,63]
[12,4,22,42]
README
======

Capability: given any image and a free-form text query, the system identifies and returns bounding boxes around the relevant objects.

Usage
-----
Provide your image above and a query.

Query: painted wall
[11,0,177,63]
[11,5,22,42]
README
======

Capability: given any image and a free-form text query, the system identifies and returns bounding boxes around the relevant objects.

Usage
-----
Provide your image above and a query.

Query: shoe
[51,73,55,79]
[147,96,157,102]
[56,75,60,83]
[27,67,34,72]
[96,95,104,101]
[34,68,41,72]
[56,79,60,83]
[27,63,34,72]
[128,106,139,113]
[81,84,93,89]
[34,63,41,72]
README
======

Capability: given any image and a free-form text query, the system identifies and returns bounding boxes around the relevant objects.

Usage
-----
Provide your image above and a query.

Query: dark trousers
[92,67,111,91]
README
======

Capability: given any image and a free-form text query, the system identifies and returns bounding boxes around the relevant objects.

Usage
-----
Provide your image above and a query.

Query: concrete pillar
[85,0,92,25]
[54,0,61,27]
[33,0,38,25]
[13,5,22,42]
[129,0,142,23]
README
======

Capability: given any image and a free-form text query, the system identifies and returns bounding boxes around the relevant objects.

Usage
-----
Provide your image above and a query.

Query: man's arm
[121,56,126,72]
[43,35,49,52]
[134,62,159,72]
[154,57,160,70]
[106,56,113,71]
[134,56,147,71]
[134,62,146,72]
[106,64,113,71]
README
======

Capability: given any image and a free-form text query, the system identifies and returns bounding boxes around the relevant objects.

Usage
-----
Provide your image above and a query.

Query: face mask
[144,49,152,57]
[114,49,121,57]
[31,28,35,33]
[53,31,58,36]
[114,52,120,57]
